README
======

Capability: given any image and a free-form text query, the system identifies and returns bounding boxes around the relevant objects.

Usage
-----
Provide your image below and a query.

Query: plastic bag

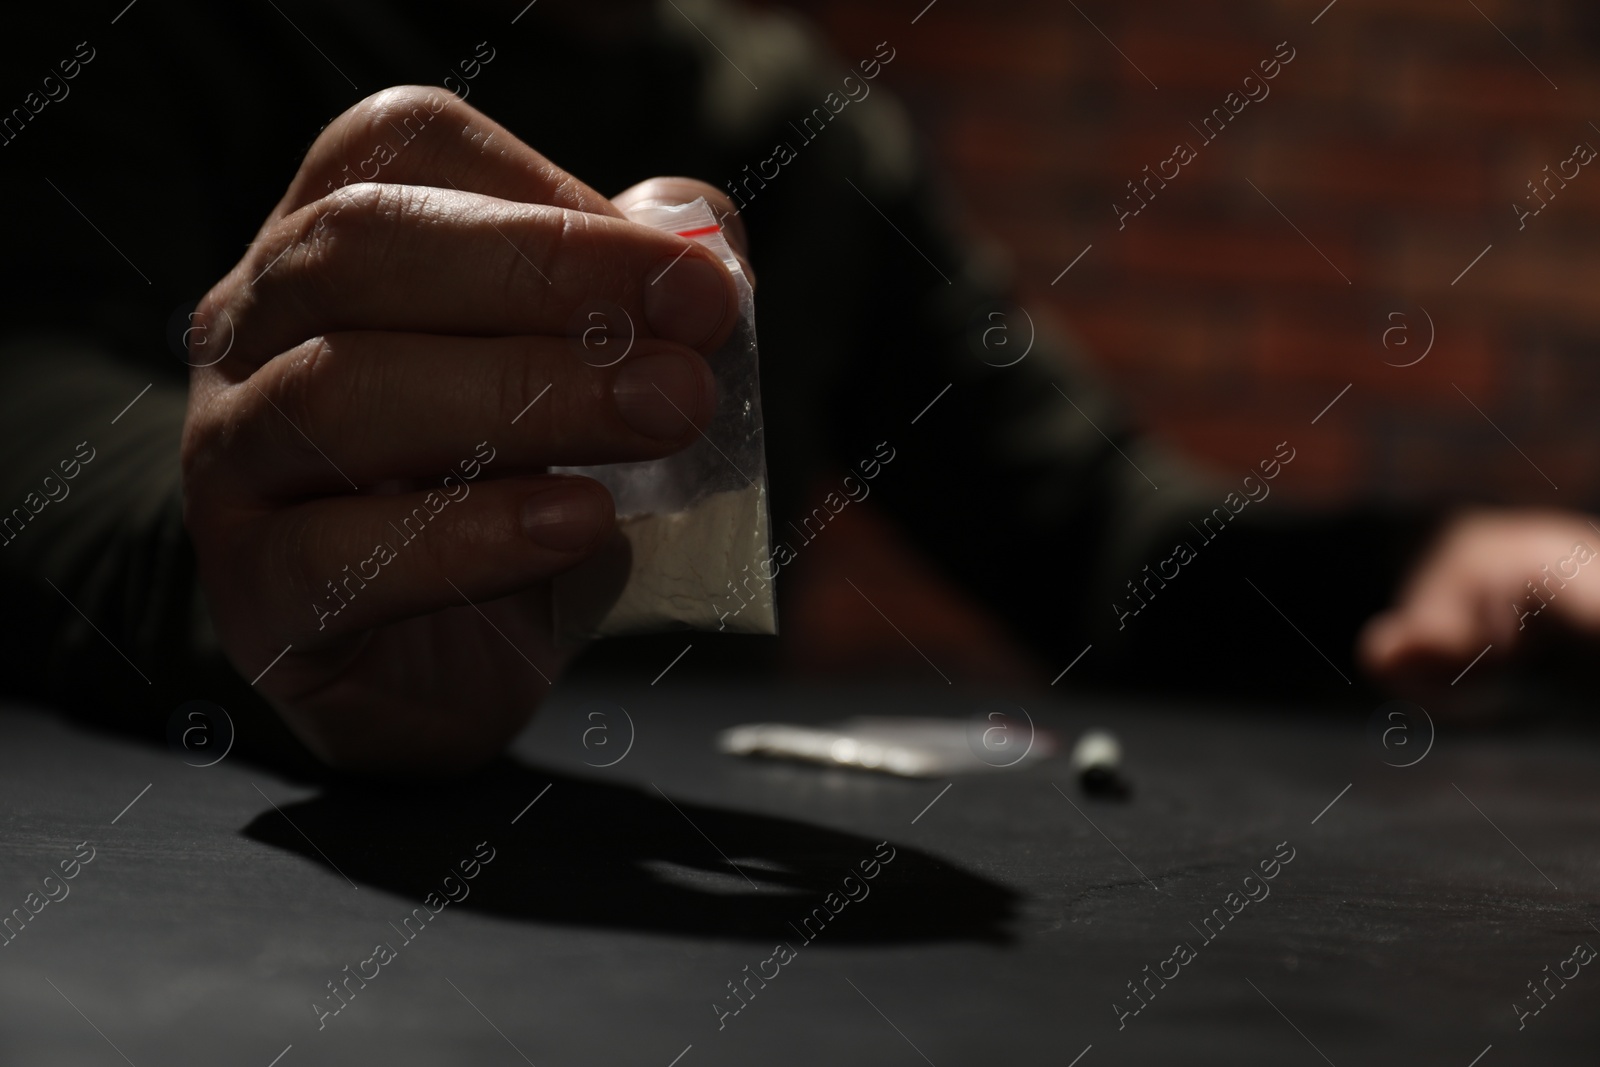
[552,197,777,638]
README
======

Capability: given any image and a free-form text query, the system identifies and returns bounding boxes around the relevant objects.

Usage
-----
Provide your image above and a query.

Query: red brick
[772,0,1600,670]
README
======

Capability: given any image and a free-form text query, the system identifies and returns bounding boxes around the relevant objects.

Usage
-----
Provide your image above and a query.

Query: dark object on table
[1070,727,1132,798]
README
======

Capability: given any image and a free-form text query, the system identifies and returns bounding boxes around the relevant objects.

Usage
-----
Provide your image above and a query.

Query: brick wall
[785,0,1600,507]
[772,0,1600,679]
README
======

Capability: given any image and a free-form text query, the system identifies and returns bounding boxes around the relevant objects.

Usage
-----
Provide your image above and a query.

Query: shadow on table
[243,760,1017,944]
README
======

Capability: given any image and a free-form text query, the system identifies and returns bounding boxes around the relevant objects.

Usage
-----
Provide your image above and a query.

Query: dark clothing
[0,2,1426,752]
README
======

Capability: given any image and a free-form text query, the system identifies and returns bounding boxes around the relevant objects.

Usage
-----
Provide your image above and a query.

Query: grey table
[2,682,1596,1065]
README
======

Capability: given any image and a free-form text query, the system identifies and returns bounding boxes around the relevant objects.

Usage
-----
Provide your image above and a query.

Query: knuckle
[188,289,226,359]
[184,280,248,374]
[181,382,254,503]
[277,509,330,614]
[272,183,403,320]
[226,392,304,481]
[246,209,335,327]
[504,336,562,435]
[340,84,462,161]
[182,335,350,501]
[179,413,226,507]
[414,509,460,575]
[383,491,459,581]
[253,335,359,472]
[311,181,390,251]
[351,85,458,129]
[180,390,222,469]
[506,204,576,303]
[276,334,345,430]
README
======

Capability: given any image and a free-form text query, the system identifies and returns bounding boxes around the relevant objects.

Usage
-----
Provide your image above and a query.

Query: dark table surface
[2,681,1597,1066]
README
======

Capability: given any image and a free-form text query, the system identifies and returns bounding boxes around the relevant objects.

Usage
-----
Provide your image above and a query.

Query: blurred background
[767,0,1600,683]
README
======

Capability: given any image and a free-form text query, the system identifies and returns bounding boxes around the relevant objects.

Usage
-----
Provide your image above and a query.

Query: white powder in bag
[554,485,775,637]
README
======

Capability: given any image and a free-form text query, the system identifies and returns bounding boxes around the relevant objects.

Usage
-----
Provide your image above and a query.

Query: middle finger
[204,330,718,498]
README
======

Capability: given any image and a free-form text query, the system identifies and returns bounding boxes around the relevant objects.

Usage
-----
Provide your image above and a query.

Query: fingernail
[644,253,727,347]
[522,483,610,552]
[612,351,711,440]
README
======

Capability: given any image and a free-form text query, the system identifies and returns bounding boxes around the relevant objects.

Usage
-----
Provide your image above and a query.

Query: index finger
[204,185,740,367]
[271,85,623,223]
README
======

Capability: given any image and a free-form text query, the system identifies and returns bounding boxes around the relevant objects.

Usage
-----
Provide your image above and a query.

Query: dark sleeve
[0,336,307,758]
[0,8,343,761]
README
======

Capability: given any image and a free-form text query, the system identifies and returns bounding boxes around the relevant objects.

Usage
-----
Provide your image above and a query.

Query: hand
[182,86,744,773]
[1358,508,1600,697]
